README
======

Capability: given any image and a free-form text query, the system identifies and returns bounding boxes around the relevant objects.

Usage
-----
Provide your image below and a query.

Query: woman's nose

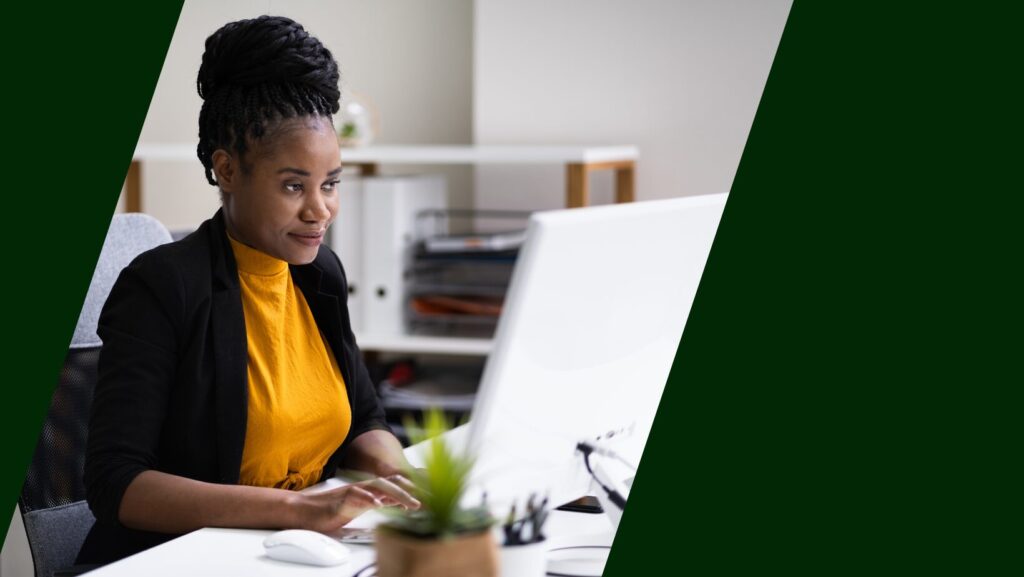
[303,191,331,223]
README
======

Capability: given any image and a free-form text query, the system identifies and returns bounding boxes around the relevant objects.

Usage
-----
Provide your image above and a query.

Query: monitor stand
[546,464,632,576]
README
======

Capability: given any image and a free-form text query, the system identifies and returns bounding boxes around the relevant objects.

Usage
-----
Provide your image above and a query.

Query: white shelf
[340,144,638,164]
[133,143,639,165]
[355,333,493,356]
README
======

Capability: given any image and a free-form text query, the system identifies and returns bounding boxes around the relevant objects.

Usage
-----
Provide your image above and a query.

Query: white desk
[87,434,616,576]
[85,509,614,576]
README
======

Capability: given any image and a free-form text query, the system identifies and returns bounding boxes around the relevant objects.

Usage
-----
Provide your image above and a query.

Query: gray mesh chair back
[19,214,173,577]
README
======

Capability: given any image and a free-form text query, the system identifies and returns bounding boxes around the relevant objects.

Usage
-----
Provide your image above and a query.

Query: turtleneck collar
[227,234,289,277]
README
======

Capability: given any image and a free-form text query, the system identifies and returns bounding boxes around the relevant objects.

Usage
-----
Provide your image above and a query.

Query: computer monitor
[462,193,728,512]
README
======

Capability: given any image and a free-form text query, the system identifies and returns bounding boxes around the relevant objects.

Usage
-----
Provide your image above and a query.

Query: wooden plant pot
[375,527,499,577]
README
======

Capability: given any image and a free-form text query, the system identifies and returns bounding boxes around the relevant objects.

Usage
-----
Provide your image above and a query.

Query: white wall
[134,0,474,231]
[133,0,788,224]
[473,0,791,211]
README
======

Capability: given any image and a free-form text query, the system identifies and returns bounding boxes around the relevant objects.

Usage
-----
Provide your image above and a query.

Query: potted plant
[375,409,498,577]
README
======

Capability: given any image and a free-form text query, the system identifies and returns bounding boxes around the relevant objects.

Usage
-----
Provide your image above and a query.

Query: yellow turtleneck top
[228,235,351,490]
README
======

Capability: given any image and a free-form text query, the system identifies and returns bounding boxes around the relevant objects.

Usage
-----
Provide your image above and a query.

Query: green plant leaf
[386,408,494,538]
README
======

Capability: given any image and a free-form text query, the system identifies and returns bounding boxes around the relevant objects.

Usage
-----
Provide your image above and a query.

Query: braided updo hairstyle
[196,15,340,186]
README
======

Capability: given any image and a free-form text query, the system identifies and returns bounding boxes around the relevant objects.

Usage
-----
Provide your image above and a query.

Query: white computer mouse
[263,529,351,567]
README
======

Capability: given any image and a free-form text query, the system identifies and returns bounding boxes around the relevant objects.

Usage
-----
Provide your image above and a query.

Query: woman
[77,15,417,565]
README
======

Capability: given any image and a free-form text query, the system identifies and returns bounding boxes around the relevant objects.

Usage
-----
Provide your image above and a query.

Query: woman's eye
[322,180,340,193]
[285,183,303,193]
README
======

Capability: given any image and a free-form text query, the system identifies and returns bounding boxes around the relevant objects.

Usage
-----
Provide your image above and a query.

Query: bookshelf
[356,333,493,356]
[129,144,639,357]
[130,143,639,211]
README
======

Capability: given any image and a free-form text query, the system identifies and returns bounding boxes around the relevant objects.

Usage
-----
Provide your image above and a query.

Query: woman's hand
[290,475,421,533]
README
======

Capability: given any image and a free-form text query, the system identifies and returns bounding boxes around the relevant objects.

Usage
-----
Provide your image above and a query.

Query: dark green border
[1,3,183,523]
[607,2,1019,574]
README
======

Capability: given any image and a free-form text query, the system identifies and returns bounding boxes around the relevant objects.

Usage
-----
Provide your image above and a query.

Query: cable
[580,442,638,471]
[575,443,627,510]
[547,545,613,552]
[546,545,613,577]
[352,562,377,577]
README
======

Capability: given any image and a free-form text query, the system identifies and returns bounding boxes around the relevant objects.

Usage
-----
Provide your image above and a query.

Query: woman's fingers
[312,476,422,521]
[297,485,381,533]
[296,476,427,533]
[338,486,382,517]
[358,477,421,510]
[383,474,419,495]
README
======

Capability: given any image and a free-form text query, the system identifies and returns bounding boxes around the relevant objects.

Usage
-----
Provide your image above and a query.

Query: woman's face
[216,116,342,265]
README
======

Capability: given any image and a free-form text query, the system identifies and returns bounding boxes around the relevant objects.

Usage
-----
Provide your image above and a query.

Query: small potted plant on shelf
[375,408,497,577]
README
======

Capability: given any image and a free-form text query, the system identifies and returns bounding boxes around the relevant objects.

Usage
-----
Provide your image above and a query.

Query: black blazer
[77,210,389,564]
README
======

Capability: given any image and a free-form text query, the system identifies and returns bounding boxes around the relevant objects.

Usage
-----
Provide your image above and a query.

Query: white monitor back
[464,193,728,510]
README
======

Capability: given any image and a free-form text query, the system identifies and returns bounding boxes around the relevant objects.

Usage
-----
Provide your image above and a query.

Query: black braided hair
[196,15,340,186]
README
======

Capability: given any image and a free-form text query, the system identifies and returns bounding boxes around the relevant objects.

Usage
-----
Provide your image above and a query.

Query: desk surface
[86,431,616,575]
[86,509,614,576]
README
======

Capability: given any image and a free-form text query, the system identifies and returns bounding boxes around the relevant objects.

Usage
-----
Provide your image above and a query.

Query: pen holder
[499,538,546,577]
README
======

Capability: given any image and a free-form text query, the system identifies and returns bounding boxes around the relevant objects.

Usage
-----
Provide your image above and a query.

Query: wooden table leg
[615,162,635,204]
[567,160,635,208]
[349,162,379,177]
[125,160,142,213]
[567,162,588,208]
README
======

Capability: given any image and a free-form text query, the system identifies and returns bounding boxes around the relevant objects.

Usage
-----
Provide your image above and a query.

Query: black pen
[533,495,550,542]
[523,494,536,543]
[503,501,519,545]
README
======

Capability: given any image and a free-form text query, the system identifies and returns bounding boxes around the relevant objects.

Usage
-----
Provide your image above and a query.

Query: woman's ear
[212,149,239,192]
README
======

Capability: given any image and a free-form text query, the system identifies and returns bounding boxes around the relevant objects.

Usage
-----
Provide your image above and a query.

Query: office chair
[18,214,173,577]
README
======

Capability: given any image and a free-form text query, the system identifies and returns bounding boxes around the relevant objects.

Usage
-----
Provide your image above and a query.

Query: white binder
[361,175,447,336]
[330,174,365,333]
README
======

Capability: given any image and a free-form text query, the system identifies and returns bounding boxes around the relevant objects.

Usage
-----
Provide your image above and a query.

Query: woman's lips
[289,231,323,247]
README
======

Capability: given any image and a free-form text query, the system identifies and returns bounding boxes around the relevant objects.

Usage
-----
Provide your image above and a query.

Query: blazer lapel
[209,212,249,484]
